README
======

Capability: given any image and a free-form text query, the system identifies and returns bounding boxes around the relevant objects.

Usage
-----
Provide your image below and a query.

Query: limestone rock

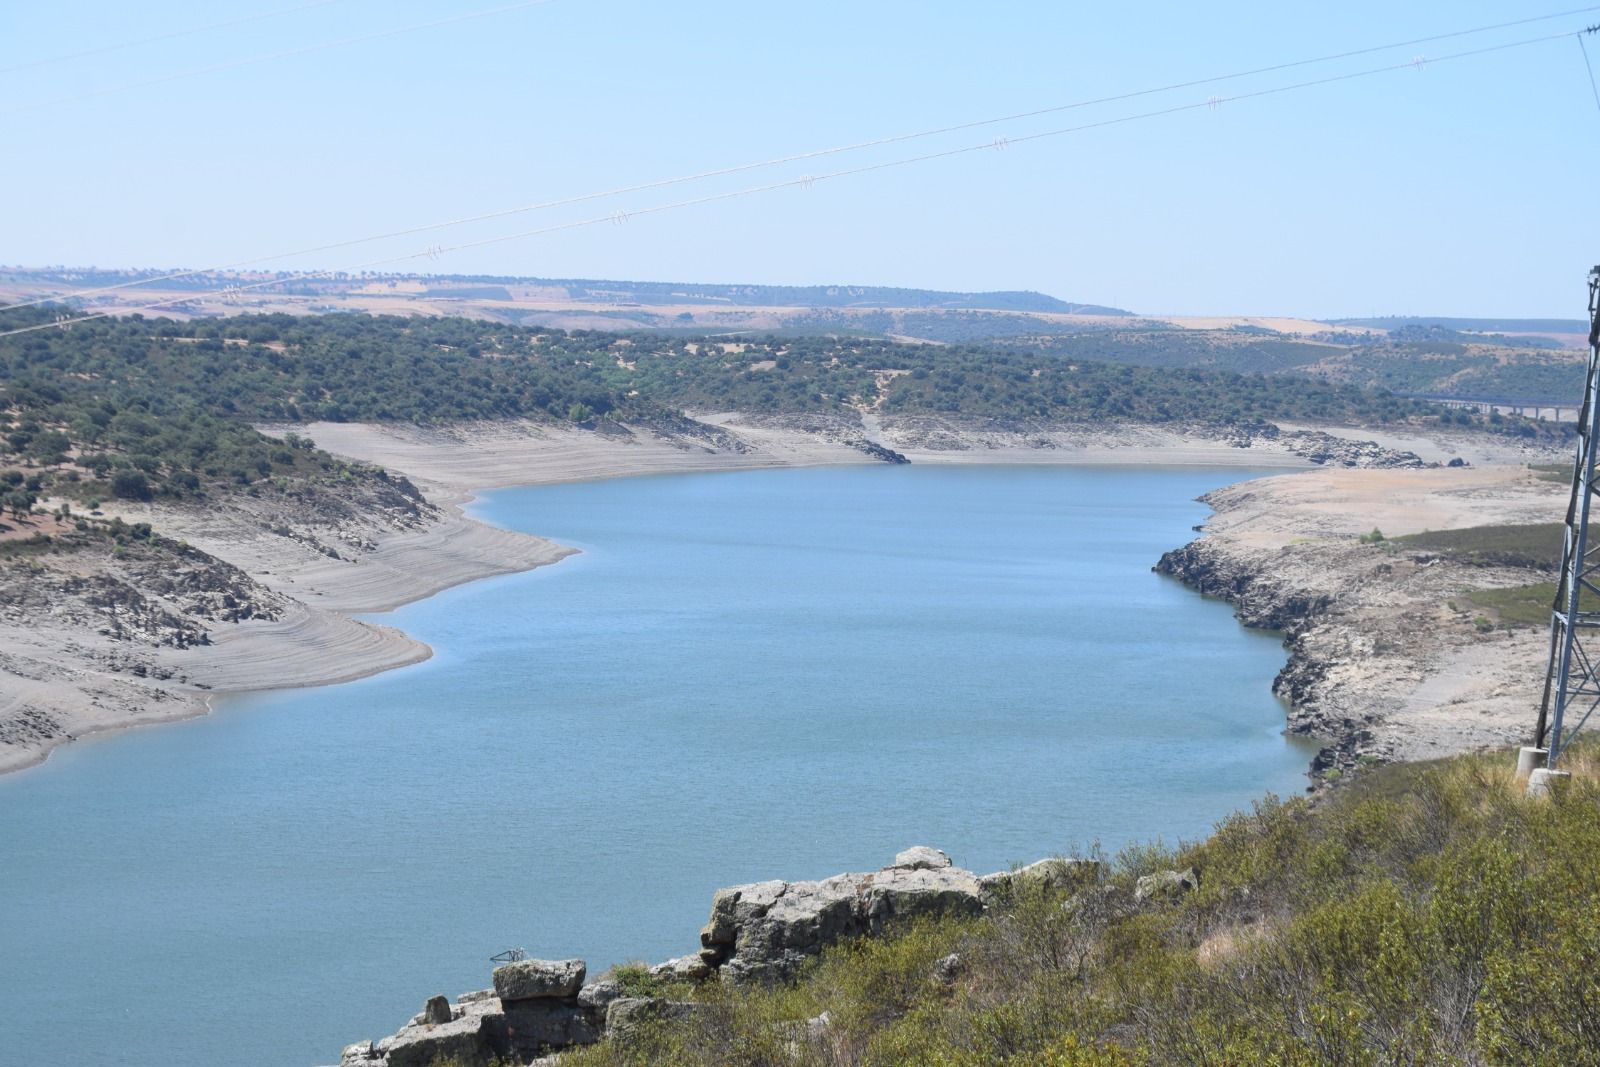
[892,845,952,870]
[606,997,702,1046]
[1134,867,1198,903]
[577,979,623,1013]
[704,853,985,984]
[649,953,712,983]
[376,1009,494,1067]
[340,1040,378,1065]
[492,958,586,1003]
[422,995,453,1025]
[977,857,1100,901]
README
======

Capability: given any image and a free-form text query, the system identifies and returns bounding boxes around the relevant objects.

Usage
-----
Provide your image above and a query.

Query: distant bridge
[1401,393,1577,423]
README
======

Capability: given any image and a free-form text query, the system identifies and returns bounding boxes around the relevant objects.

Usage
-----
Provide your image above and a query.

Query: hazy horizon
[7,262,1597,325]
[4,1,1598,319]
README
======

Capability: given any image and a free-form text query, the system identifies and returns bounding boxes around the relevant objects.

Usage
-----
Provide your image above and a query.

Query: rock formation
[327,847,1099,1066]
[695,848,988,985]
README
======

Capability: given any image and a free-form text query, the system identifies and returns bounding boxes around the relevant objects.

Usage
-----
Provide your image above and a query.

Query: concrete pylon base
[1526,768,1572,799]
[1516,747,1549,779]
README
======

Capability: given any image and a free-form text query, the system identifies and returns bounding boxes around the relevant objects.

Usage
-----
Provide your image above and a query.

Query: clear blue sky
[3,1,1598,317]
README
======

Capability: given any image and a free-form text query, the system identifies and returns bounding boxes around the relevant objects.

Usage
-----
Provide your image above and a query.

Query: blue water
[0,464,1310,1067]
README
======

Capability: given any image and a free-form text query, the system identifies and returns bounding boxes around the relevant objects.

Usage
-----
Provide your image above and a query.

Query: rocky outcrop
[339,959,601,1067]
[858,439,910,464]
[1154,539,1330,633]
[696,852,988,984]
[330,848,1092,1065]
[493,958,586,1002]
[1277,430,1429,470]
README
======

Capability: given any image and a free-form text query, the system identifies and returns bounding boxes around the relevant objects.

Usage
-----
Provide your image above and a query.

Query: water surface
[0,464,1310,1066]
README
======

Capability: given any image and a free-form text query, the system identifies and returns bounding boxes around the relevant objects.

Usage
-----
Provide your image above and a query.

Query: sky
[2,0,1598,318]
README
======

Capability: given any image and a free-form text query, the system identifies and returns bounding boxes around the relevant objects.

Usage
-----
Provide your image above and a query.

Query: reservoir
[0,464,1313,1067]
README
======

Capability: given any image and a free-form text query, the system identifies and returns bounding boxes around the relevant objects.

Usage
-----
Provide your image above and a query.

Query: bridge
[1401,394,1576,423]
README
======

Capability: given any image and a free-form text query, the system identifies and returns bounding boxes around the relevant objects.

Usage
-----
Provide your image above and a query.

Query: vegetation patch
[1454,582,1557,631]
[1392,523,1573,571]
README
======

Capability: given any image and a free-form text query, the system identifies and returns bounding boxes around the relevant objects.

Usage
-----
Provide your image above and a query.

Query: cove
[0,464,1314,1067]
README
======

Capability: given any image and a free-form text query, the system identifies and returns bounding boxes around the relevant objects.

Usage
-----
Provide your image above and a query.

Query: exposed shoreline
[0,415,1560,776]
[1155,464,1565,772]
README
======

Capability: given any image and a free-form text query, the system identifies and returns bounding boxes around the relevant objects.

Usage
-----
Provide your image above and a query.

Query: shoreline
[0,416,1560,777]
[1155,464,1565,772]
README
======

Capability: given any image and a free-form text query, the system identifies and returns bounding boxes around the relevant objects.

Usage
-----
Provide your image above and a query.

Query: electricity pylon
[1533,266,1600,766]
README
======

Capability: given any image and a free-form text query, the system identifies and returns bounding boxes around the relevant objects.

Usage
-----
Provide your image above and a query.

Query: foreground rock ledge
[332,848,1098,1066]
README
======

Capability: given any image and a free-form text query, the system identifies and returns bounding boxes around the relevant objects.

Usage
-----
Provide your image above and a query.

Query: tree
[111,470,153,501]
[2,489,35,520]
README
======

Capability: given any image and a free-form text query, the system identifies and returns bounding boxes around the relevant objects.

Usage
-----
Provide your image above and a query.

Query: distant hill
[521,278,1129,314]
[0,266,1129,316]
[1332,315,1588,335]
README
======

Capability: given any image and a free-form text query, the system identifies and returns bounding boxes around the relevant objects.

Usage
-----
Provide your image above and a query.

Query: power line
[1580,31,1600,118]
[0,0,346,76]
[2,0,556,115]
[2,25,1583,340]
[7,5,1597,314]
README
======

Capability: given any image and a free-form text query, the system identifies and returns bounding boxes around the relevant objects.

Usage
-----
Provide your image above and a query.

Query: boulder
[376,1010,494,1067]
[577,979,623,1014]
[492,958,586,1003]
[649,954,712,983]
[892,846,952,870]
[1134,868,1198,904]
[977,857,1099,901]
[339,1040,378,1065]
[606,997,703,1046]
[702,880,786,948]
[705,851,985,984]
[422,995,453,1025]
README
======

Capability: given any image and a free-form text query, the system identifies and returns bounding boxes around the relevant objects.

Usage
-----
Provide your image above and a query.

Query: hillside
[342,745,1600,1067]
[0,307,1505,438]
[573,745,1600,1066]
[5,271,1590,408]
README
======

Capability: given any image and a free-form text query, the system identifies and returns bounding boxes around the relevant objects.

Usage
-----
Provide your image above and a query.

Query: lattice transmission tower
[1533,266,1600,767]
